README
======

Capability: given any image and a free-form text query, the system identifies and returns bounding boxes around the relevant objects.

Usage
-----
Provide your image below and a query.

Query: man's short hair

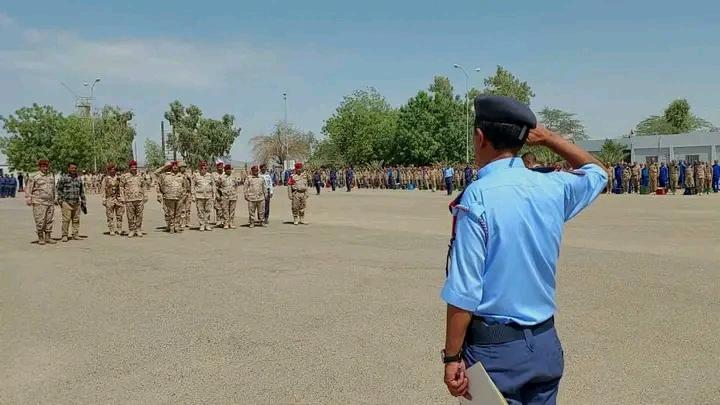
[476,121,526,151]
[68,162,77,167]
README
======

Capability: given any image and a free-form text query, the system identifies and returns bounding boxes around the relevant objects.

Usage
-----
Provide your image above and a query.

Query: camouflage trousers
[126,200,144,232]
[163,199,180,230]
[195,198,212,228]
[247,200,264,224]
[630,177,639,193]
[222,198,237,226]
[32,203,55,233]
[649,175,658,192]
[61,201,81,237]
[290,192,307,219]
[105,201,125,233]
[685,176,695,188]
[179,196,191,227]
[622,179,629,193]
[215,196,224,225]
[670,175,679,192]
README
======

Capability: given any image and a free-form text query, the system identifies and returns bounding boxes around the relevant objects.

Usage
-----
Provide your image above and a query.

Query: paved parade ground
[1,189,718,404]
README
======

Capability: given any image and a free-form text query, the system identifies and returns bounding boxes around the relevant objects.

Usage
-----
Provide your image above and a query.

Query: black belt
[466,316,554,345]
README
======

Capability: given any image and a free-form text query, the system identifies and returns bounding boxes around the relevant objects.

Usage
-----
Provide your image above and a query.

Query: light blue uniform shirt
[443,167,454,179]
[441,157,608,325]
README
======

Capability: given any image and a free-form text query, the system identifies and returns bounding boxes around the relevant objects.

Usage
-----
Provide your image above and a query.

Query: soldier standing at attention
[101,164,125,236]
[288,162,309,225]
[712,160,720,193]
[659,162,669,189]
[630,162,640,193]
[441,95,607,404]
[649,160,659,192]
[669,160,679,194]
[329,168,337,191]
[25,159,56,245]
[56,162,86,242]
[345,166,354,192]
[259,164,273,225]
[696,162,707,195]
[213,161,225,227]
[622,163,631,194]
[684,162,695,191]
[703,162,712,194]
[219,164,241,229]
[244,165,267,228]
[443,164,455,195]
[156,161,184,233]
[191,160,215,231]
[119,160,147,238]
[177,161,192,229]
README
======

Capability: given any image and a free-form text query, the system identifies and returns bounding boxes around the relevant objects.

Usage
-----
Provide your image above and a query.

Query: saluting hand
[444,360,471,400]
[526,125,556,147]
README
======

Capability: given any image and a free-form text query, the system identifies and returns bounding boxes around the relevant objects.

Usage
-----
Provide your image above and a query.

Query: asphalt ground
[1,188,718,404]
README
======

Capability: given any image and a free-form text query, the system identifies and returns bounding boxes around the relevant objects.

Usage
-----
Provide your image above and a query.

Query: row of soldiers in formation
[302,165,478,192]
[23,159,311,245]
[606,160,720,194]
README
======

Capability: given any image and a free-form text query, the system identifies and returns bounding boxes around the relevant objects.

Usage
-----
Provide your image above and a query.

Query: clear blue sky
[1,0,718,162]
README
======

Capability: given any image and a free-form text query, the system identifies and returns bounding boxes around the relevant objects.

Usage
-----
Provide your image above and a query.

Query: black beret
[474,95,537,129]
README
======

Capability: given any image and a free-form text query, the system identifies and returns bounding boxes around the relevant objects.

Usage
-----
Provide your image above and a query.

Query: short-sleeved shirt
[441,157,607,325]
[443,167,455,179]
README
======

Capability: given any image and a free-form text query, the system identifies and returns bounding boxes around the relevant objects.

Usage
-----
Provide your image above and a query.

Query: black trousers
[445,178,453,195]
[263,195,270,222]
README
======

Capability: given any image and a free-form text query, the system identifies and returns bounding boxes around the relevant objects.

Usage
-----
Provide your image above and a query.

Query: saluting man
[287,162,309,225]
[441,96,607,404]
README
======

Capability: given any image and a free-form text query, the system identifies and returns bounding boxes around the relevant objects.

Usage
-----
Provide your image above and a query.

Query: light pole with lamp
[282,92,288,169]
[453,64,470,163]
[84,78,101,173]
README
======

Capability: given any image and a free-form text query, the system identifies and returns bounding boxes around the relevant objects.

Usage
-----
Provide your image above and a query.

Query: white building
[577,131,720,164]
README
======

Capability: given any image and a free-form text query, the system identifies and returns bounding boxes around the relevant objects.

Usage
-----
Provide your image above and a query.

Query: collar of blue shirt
[478,157,525,178]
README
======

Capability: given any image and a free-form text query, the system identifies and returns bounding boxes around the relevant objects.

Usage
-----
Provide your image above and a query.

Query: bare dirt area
[1,188,718,404]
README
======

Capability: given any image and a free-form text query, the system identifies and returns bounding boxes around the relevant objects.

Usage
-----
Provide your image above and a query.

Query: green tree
[164,101,241,167]
[393,76,466,165]
[250,121,316,166]
[596,139,628,164]
[51,115,94,171]
[0,104,65,172]
[482,66,535,104]
[95,106,136,168]
[144,139,166,170]
[538,107,587,141]
[321,88,398,165]
[635,99,714,135]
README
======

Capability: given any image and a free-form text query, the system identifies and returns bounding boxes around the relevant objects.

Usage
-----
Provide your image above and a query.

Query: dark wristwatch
[441,349,462,364]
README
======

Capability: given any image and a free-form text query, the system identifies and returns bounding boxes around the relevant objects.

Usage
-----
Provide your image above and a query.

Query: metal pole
[161,121,165,156]
[283,92,288,169]
[453,65,470,163]
[89,79,100,172]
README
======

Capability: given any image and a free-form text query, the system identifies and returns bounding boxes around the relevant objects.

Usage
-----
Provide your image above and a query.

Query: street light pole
[283,92,288,169]
[453,64,470,163]
[85,78,101,173]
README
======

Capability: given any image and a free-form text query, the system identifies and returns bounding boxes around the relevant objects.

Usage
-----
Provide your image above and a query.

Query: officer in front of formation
[441,95,607,404]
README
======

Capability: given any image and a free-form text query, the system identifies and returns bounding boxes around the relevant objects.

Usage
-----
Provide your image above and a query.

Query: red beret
[128,160,137,167]
[170,161,178,167]
[224,164,232,169]
[294,162,303,170]
[38,159,50,165]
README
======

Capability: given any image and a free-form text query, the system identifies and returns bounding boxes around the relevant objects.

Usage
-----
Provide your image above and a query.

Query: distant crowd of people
[606,160,720,195]
[0,173,23,198]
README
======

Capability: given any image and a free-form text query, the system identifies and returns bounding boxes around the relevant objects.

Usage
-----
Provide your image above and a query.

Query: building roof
[577,131,720,151]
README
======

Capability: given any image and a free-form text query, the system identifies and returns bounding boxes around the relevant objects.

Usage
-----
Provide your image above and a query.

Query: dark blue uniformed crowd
[0,174,19,198]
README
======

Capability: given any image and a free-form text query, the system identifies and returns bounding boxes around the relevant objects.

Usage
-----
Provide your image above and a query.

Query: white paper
[459,362,507,405]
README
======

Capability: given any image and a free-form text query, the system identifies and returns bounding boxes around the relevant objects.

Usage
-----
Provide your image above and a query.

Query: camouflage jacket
[192,172,216,200]
[157,172,185,200]
[219,174,242,200]
[288,173,309,196]
[26,171,56,206]
[119,172,147,202]
[244,175,267,202]
[101,175,122,203]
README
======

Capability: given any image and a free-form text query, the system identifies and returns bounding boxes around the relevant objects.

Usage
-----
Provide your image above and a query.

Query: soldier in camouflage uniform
[25,159,56,245]
[649,160,659,192]
[703,162,712,194]
[192,160,216,231]
[56,162,86,242]
[630,162,640,193]
[244,165,268,228]
[101,164,125,236]
[669,160,679,194]
[696,162,706,194]
[622,163,631,193]
[288,162,309,225]
[177,161,192,228]
[213,161,225,227]
[684,162,695,190]
[156,161,185,233]
[219,164,242,229]
[119,160,147,238]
